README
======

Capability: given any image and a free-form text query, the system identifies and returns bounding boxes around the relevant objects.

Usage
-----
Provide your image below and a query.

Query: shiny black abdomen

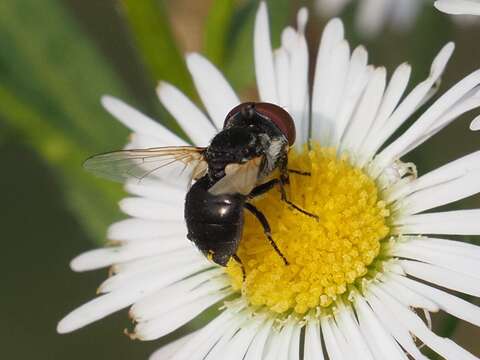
[185,176,246,266]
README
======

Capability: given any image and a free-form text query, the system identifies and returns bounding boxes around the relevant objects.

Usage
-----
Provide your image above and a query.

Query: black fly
[84,102,317,279]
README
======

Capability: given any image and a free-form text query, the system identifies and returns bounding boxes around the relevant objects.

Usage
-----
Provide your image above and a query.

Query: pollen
[226,145,390,316]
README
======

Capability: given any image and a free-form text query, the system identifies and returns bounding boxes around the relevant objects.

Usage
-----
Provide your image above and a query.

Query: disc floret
[226,145,390,316]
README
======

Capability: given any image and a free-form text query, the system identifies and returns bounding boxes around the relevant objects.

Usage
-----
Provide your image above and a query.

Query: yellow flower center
[226,145,390,315]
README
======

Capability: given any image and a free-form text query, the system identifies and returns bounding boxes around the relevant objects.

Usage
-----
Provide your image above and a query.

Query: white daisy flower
[317,0,480,38]
[58,2,480,359]
[316,0,424,38]
[435,0,480,15]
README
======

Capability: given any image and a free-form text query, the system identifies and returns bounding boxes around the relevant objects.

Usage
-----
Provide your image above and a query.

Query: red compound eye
[254,102,296,146]
[223,102,296,146]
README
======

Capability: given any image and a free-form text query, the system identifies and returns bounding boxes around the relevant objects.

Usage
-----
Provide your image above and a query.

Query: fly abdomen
[185,175,246,267]
[187,222,242,266]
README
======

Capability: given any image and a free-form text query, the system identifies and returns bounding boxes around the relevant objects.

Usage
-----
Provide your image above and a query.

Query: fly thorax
[206,127,267,175]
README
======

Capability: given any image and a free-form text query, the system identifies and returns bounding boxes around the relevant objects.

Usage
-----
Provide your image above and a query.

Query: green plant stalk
[203,0,235,67]
[120,0,195,97]
[0,84,123,242]
[0,1,128,149]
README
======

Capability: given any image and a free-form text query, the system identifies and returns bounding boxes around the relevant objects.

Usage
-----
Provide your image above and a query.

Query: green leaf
[0,0,132,242]
[0,1,129,150]
[203,0,235,67]
[0,85,124,241]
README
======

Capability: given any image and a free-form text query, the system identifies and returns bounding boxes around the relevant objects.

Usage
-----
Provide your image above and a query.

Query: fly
[84,102,318,279]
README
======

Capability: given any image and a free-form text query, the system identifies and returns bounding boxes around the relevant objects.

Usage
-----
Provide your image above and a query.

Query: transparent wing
[84,146,207,184]
[208,156,263,195]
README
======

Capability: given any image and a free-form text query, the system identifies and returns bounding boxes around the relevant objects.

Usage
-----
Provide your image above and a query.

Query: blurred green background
[1,0,480,358]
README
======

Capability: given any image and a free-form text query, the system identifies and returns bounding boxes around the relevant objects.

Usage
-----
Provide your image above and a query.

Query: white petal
[355,0,391,38]
[379,276,439,312]
[274,48,290,109]
[126,133,165,148]
[395,209,480,235]
[392,273,480,327]
[316,0,350,16]
[204,323,240,360]
[119,197,183,221]
[304,320,324,360]
[403,237,480,260]
[254,2,278,103]
[57,278,163,334]
[354,294,409,360]
[392,241,480,279]
[107,218,185,241]
[134,290,230,341]
[101,96,187,145]
[332,45,370,148]
[156,82,217,145]
[428,91,480,135]
[99,258,208,294]
[396,93,480,160]
[171,308,242,360]
[470,114,480,130]
[385,150,480,204]
[368,76,442,165]
[400,259,480,297]
[222,317,266,360]
[244,319,275,360]
[279,322,299,360]
[296,7,308,34]
[70,240,191,272]
[125,180,186,202]
[427,41,455,79]
[365,290,428,360]
[340,67,386,157]
[314,40,350,147]
[391,0,422,32]
[359,62,411,163]
[186,53,240,129]
[377,66,480,171]
[435,0,480,15]
[370,43,455,174]
[288,18,310,147]
[370,285,478,360]
[130,271,227,321]
[149,331,199,360]
[111,251,189,274]
[400,170,480,215]
[334,304,375,360]
[206,310,257,360]
[288,323,301,360]
[372,62,412,132]
[320,316,348,360]
[264,320,296,360]
[311,18,345,145]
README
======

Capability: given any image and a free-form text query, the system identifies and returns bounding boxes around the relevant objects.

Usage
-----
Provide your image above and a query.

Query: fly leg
[288,169,311,176]
[279,175,319,220]
[248,179,319,220]
[248,179,278,198]
[232,254,246,281]
[244,202,289,265]
[279,156,319,220]
[278,182,319,220]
